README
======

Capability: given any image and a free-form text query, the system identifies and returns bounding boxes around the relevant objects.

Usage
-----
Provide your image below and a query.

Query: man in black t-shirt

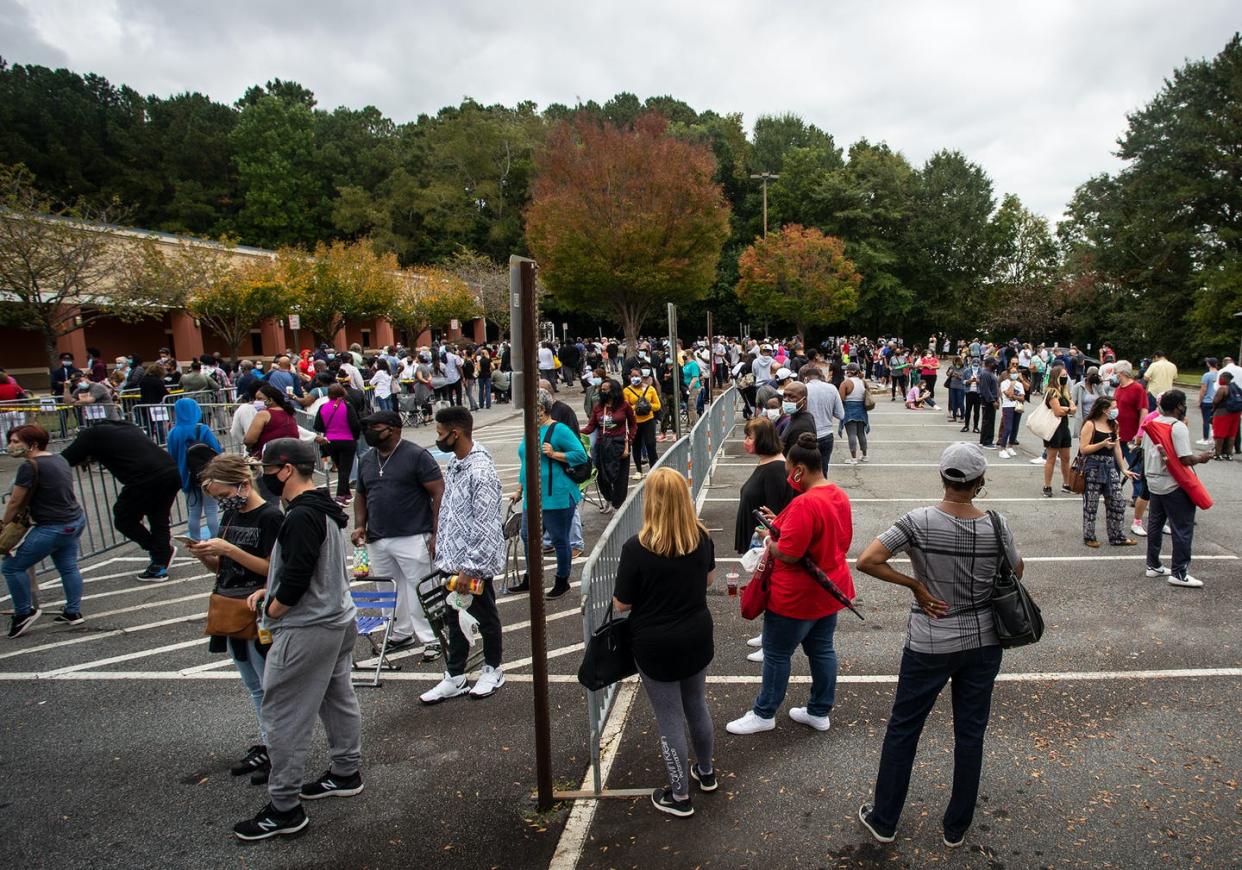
[352,411,444,658]
[60,419,181,581]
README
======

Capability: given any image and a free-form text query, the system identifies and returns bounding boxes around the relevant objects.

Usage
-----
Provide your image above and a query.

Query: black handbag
[577,606,637,691]
[986,511,1044,648]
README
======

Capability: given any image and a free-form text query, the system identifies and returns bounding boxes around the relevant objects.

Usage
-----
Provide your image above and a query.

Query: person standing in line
[442,344,465,407]
[1210,371,1240,460]
[961,357,982,433]
[59,417,181,581]
[1143,350,1178,404]
[614,467,718,818]
[165,397,222,541]
[1112,361,1152,535]
[243,385,301,459]
[996,366,1026,460]
[838,362,870,464]
[945,356,966,423]
[1142,390,1215,588]
[727,432,853,736]
[802,365,845,471]
[538,341,557,392]
[917,347,941,405]
[476,347,493,410]
[2,425,87,636]
[1196,358,1219,447]
[351,410,445,659]
[856,442,1016,849]
[1040,364,1077,496]
[419,407,508,704]
[189,453,283,784]
[977,360,1000,448]
[313,384,362,506]
[368,358,394,412]
[1078,396,1139,547]
[233,438,363,841]
[582,379,636,514]
[779,381,817,456]
[624,367,661,481]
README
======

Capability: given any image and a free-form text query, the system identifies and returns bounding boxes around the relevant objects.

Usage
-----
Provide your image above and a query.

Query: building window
[361,329,371,348]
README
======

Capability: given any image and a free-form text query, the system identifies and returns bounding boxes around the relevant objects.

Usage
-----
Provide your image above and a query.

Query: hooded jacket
[166,397,222,492]
[266,490,355,630]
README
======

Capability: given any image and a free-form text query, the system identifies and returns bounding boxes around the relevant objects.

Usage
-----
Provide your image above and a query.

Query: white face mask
[764,408,781,420]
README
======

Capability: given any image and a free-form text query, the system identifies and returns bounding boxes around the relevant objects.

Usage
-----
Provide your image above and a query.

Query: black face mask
[259,470,286,500]
[434,433,456,453]
[363,428,387,447]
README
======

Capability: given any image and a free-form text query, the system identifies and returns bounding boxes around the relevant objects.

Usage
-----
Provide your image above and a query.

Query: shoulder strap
[985,510,1009,583]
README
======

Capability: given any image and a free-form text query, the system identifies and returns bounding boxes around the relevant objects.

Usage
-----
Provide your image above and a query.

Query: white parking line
[1,561,201,603]
[0,612,205,661]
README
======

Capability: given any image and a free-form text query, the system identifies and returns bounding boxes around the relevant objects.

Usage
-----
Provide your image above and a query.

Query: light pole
[750,172,779,238]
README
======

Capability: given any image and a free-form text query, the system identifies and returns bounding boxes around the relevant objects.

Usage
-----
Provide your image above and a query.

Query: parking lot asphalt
[0,385,1237,869]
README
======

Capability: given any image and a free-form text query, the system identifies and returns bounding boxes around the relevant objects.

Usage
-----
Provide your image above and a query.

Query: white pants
[368,534,436,644]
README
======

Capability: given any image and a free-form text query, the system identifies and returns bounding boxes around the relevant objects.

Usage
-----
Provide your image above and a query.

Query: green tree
[526,114,731,349]
[446,247,510,339]
[735,224,861,340]
[281,239,400,344]
[387,266,480,338]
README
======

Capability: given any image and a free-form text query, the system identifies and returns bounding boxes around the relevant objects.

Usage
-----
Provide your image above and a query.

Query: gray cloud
[3,0,1237,220]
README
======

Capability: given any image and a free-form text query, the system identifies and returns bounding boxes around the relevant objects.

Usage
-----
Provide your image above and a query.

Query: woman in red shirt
[727,431,854,735]
[918,349,941,407]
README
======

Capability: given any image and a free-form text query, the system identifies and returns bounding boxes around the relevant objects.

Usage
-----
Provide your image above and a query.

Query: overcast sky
[3,0,1237,222]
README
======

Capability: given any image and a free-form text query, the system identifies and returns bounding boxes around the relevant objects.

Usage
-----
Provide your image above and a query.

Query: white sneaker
[1168,575,1203,588]
[1028,457,1044,465]
[468,665,505,699]
[789,707,831,732]
[630,472,644,481]
[419,673,468,705]
[726,710,776,735]
[859,455,869,463]
[1163,525,1172,535]
[843,457,858,465]
[1131,520,1147,537]
[1195,438,1211,446]
[746,635,763,648]
[1145,565,1171,577]
[746,649,764,662]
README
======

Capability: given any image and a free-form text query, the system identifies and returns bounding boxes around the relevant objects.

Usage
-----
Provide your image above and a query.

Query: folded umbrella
[753,510,863,620]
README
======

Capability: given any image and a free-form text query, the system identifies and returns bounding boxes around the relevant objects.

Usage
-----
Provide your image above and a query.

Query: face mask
[639,352,649,361]
[787,472,804,493]
[253,400,266,410]
[630,377,642,386]
[434,434,456,453]
[216,489,248,512]
[782,401,798,415]
[641,368,651,377]
[1107,408,1119,421]
[1059,375,1069,385]
[259,471,286,500]
[764,408,781,420]
[1109,376,1119,387]
[743,439,756,455]
[1010,373,1019,381]
[590,377,602,386]
[6,443,28,457]
[363,428,387,447]
[62,360,72,367]
[599,390,611,401]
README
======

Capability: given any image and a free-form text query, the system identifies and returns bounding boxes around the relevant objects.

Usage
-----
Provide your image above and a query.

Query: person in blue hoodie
[165,397,223,541]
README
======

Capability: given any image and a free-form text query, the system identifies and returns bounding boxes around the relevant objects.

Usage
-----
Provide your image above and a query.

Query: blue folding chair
[350,578,398,687]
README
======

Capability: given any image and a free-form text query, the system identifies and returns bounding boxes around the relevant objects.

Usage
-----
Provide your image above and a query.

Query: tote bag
[1024,397,1059,442]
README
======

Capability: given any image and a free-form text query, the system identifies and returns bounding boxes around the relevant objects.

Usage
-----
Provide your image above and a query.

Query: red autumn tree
[525,113,731,347]
[735,224,862,341]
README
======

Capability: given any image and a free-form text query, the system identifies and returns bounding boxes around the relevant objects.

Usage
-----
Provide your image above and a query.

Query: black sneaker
[689,764,717,792]
[8,609,41,638]
[650,787,693,818]
[230,744,270,777]
[386,635,417,652]
[233,802,308,840]
[250,768,269,785]
[299,769,364,801]
[944,830,966,848]
[508,575,530,594]
[135,564,169,582]
[421,642,442,662]
[858,803,895,843]
[53,610,84,626]
[546,580,572,600]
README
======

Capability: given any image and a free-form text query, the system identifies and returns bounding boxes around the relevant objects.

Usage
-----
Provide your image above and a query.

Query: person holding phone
[1078,396,1139,548]
[187,453,283,784]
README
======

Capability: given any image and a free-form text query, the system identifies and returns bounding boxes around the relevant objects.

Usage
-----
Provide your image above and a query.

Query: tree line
[1,35,1238,362]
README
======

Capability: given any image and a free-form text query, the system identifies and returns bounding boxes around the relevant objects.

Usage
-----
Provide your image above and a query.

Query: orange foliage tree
[525,113,730,348]
[735,224,862,341]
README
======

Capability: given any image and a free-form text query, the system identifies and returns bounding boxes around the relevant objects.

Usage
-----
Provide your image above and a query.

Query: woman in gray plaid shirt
[854,442,1023,850]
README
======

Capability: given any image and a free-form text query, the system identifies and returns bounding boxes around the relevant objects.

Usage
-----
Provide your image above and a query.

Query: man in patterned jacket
[419,406,508,704]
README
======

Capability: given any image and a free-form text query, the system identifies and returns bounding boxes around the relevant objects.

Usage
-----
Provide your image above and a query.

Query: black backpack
[542,422,592,490]
[185,424,219,484]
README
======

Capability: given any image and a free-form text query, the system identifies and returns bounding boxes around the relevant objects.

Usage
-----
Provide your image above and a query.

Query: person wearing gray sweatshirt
[233,438,362,841]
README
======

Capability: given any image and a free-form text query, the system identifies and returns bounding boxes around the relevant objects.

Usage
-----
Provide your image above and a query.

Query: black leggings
[327,439,356,497]
[633,419,658,472]
[595,437,630,508]
[891,374,909,399]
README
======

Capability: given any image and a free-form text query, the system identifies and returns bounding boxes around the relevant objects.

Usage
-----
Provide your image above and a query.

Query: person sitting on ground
[905,382,931,409]
[614,467,717,818]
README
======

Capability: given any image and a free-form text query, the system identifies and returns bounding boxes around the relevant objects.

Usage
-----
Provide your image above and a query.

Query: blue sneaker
[135,564,169,582]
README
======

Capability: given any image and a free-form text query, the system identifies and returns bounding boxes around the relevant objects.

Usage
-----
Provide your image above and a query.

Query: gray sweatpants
[262,622,362,811]
[637,665,714,798]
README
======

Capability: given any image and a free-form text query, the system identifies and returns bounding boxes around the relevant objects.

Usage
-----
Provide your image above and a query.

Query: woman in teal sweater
[511,389,588,598]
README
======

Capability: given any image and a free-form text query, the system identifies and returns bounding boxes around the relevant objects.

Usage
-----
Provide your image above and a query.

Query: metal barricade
[576,386,739,796]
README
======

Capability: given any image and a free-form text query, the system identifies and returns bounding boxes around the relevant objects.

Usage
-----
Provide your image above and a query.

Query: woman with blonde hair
[613,466,717,818]
[1041,363,1077,497]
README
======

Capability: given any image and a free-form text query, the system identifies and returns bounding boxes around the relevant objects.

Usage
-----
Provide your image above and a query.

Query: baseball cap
[259,437,318,468]
[940,442,987,483]
[775,367,793,381]
[361,410,403,428]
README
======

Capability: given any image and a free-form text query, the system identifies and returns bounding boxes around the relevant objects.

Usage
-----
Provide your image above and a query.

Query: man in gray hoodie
[234,438,362,841]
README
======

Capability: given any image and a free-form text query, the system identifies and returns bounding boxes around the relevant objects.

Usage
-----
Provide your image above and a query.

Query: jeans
[753,611,839,719]
[2,514,86,615]
[816,434,834,474]
[114,472,180,566]
[1146,487,1196,580]
[185,486,219,541]
[522,505,575,580]
[948,387,965,419]
[478,376,492,409]
[998,407,1022,449]
[869,645,1002,839]
[1119,441,1148,501]
[1200,402,1214,441]
[230,638,268,744]
[543,503,584,550]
